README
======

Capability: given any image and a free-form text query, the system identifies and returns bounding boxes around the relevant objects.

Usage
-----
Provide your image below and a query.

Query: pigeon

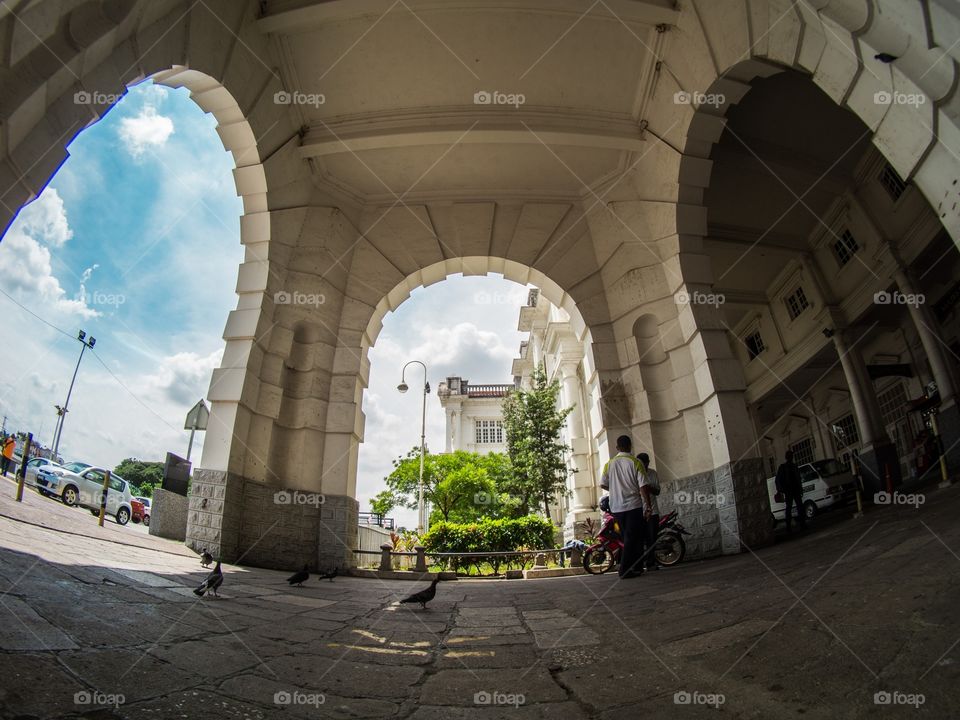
[317,567,338,582]
[200,549,214,567]
[399,576,441,610]
[194,561,223,598]
[287,564,309,587]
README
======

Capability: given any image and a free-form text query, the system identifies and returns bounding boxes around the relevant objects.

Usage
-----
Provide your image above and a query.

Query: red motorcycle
[583,499,690,574]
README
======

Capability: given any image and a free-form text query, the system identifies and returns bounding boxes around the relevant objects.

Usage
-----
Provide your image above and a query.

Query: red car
[131,498,149,526]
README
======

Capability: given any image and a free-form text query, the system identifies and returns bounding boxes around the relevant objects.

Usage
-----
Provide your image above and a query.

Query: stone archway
[5,1,960,568]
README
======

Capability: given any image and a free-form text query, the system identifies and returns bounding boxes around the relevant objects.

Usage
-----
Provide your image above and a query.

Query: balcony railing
[467,384,514,397]
[358,511,395,530]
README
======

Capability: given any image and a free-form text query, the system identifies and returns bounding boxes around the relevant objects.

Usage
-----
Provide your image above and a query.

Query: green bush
[421,515,555,573]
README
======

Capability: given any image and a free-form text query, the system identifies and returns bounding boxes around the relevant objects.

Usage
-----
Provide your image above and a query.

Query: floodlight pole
[52,331,96,457]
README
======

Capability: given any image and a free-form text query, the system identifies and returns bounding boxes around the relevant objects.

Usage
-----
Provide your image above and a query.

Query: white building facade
[437,378,511,456]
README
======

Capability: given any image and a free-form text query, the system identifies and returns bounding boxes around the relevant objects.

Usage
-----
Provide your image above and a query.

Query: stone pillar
[831,330,898,494]
[894,267,960,479]
[559,359,596,541]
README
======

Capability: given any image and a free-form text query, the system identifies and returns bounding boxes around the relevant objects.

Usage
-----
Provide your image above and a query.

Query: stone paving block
[659,618,776,657]
[263,594,338,609]
[118,688,271,719]
[418,668,567,706]
[0,652,87,717]
[651,584,718,601]
[408,702,589,719]
[149,634,270,678]
[265,654,425,698]
[0,596,78,649]
[443,633,534,647]
[60,647,200,703]
[437,645,542,669]
[532,626,599,649]
[219,673,400,719]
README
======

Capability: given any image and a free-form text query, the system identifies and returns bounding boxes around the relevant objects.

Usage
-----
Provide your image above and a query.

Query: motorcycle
[583,508,691,575]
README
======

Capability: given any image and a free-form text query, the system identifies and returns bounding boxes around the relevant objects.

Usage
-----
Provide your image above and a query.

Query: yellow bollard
[15,433,32,502]
[930,413,950,485]
[98,469,110,527]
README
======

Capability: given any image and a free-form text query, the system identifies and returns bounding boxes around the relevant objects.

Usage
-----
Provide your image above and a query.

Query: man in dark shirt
[775,450,806,533]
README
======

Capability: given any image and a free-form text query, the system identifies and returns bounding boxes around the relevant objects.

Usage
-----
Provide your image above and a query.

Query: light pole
[398,360,429,533]
[52,330,96,458]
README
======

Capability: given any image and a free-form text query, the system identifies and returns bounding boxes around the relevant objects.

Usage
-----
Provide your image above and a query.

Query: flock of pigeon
[191,548,442,608]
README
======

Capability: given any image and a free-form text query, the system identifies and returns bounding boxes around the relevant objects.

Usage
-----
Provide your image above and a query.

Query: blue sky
[0,80,529,528]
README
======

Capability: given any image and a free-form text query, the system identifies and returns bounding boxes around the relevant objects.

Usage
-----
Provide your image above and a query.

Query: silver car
[36,465,132,525]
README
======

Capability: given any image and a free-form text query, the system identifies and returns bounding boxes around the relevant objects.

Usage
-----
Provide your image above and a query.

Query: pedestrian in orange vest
[1,434,15,477]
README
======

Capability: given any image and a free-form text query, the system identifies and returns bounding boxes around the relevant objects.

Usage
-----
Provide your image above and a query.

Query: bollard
[98,470,111,527]
[533,552,547,569]
[15,433,32,502]
[379,543,393,572]
[414,545,427,573]
[570,546,583,568]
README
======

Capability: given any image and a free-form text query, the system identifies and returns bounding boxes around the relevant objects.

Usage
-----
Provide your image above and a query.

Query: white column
[559,360,593,513]
[832,330,884,446]
[894,267,956,403]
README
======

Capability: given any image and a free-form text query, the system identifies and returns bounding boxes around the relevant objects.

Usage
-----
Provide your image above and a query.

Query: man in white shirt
[638,453,661,571]
[600,435,652,578]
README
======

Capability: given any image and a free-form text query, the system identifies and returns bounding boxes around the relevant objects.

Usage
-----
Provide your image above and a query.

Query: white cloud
[119,105,175,158]
[145,349,223,406]
[0,189,98,318]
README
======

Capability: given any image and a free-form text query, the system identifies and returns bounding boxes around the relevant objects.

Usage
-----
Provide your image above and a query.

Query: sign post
[184,399,210,462]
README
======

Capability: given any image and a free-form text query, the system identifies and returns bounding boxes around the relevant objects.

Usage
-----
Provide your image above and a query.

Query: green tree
[501,364,573,517]
[373,448,510,523]
[113,458,165,496]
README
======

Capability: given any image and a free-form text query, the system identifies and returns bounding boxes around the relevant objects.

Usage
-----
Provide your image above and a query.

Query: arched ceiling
[258,0,676,204]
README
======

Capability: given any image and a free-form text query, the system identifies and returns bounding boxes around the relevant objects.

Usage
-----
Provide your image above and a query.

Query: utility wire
[0,285,181,434]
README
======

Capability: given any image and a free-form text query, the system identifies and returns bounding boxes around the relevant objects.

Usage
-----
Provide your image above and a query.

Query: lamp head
[397,382,409,393]
[78,330,86,341]
[88,337,96,348]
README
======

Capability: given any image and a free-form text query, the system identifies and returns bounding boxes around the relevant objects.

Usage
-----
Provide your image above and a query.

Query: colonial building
[436,378,511,455]
[6,1,960,569]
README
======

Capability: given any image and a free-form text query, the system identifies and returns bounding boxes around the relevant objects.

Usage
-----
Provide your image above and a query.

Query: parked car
[21,457,59,487]
[131,497,151,526]
[36,465,133,525]
[35,461,91,496]
[767,458,856,524]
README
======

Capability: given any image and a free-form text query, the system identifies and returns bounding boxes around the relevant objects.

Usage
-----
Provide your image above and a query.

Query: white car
[21,457,59,487]
[35,461,90,496]
[767,458,856,524]
[36,465,133,525]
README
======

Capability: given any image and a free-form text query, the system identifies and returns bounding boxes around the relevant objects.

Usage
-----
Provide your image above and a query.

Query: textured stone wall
[185,469,357,571]
[659,457,772,560]
[148,488,188,542]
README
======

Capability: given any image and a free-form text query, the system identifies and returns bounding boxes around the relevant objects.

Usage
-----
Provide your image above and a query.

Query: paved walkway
[1,478,958,718]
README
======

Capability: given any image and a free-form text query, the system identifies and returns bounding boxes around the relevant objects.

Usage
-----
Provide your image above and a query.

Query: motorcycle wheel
[583,547,617,574]
[655,532,685,566]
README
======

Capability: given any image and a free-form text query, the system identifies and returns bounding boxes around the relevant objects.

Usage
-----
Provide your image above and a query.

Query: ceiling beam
[299,109,645,158]
[258,0,679,35]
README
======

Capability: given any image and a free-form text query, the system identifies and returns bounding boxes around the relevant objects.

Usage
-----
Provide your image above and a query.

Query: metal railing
[354,545,581,575]
[358,512,395,529]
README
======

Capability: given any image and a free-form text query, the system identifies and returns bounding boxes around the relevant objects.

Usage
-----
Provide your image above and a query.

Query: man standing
[638,453,661,570]
[775,450,806,533]
[600,435,652,578]
[1,434,15,477]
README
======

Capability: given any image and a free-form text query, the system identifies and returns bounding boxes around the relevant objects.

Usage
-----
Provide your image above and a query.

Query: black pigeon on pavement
[317,567,338,582]
[287,564,309,587]
[200,549,214,567]
[399,576,441,609]
[194,561,223,598]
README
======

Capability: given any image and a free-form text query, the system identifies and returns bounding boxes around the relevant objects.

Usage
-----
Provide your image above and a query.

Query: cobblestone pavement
[1,477,959,719]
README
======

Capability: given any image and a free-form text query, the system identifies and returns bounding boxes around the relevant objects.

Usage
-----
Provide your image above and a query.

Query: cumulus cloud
[119,105,175,158]
[0,189,99,318]
[145,349,223,406]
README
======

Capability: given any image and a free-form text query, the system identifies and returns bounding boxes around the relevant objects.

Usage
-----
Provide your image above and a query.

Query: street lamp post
[52,330,96,458]
[398,360,429,533]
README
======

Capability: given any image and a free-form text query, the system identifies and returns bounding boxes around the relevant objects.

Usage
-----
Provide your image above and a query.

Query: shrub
[421,515,555,573]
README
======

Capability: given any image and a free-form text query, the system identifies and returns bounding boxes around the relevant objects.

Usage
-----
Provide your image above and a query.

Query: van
[767,458,857,524]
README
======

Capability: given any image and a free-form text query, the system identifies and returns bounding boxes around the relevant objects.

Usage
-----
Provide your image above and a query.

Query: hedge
[421,515,555,573]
